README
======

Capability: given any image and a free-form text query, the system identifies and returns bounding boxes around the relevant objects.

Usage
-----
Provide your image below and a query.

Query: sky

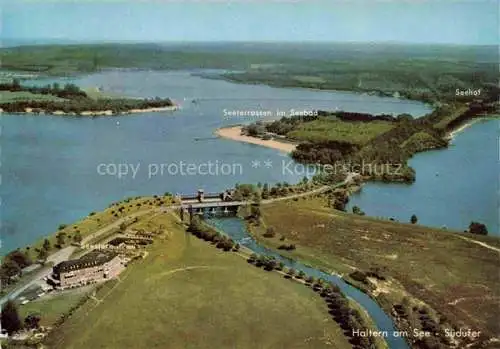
[2,0,499,45]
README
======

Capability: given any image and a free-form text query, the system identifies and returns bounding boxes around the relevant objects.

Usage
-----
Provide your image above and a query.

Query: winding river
[208,217,409,348]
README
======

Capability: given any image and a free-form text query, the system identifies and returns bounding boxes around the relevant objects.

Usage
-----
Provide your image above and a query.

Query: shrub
[263,227,276,238]
[248,253,258,264]
[469,221,488,235]
[278,244,296,251]
[349,270,368,283]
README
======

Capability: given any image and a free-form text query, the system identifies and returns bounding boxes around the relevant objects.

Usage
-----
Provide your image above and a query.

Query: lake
[347,118,499,235]
[3,69,493,254]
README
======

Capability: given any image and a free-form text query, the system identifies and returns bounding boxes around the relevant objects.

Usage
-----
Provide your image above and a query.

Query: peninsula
[0,80,176,116]
[225,103,498,184]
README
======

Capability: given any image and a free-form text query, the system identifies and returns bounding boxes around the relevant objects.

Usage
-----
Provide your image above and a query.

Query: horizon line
[2,38,498,47]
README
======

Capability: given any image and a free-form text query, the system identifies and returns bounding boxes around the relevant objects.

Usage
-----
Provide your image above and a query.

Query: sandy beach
[216,126,297,153]
[445,118,481,140]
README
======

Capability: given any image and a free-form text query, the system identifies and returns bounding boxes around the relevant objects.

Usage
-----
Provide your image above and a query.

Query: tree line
[247,253,376,349]
[0,79,87,99]
[188,216,240,252]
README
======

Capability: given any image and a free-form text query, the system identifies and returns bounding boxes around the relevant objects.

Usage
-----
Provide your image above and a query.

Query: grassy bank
[43,212,352,349]
[249,197,500,348]
[6,195,171,261]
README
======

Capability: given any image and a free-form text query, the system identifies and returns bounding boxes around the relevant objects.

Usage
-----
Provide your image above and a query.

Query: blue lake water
[347,118,499,235]
[1,69,495,254]
[1,69,495,349]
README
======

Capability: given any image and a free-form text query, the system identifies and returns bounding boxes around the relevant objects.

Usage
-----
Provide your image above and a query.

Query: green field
[0,91,65,103]
[44,212,351,349]
[287,119,394,145]
[20,290,89,327]
[250,198,500,347]
[81,87,126,100]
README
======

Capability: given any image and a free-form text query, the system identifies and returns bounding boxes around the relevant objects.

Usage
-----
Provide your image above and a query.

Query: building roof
[53,250,118,274]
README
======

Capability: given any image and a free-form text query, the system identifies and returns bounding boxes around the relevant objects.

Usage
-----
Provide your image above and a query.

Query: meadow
[20,289,90,327]
[43,212,352,349]
[287,119,394,145]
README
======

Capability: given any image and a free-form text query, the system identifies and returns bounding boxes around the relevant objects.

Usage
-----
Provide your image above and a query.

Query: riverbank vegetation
[42,212,352,349]
[248,197,500,349]
[246,253,378,349]
[188,213,380,349]
[188,216,239,252]
[0,79,174,115]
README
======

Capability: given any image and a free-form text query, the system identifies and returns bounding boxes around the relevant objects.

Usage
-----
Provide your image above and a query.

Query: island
[0,79,177,116]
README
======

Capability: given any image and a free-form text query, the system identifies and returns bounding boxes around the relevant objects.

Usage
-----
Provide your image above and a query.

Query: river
[208,217,409,349]
[0,70,433,253]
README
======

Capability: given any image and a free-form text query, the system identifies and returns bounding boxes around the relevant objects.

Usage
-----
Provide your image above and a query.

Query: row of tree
[0,79,87,99]
[188,216,239,252]
[247,253,376,348]
[233,180,315,203]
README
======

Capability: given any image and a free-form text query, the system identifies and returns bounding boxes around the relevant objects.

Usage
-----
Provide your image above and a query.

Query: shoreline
[0,105,179,116]
[445,116,494,141]
[217,73,436,109]
[215,125,297,153]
